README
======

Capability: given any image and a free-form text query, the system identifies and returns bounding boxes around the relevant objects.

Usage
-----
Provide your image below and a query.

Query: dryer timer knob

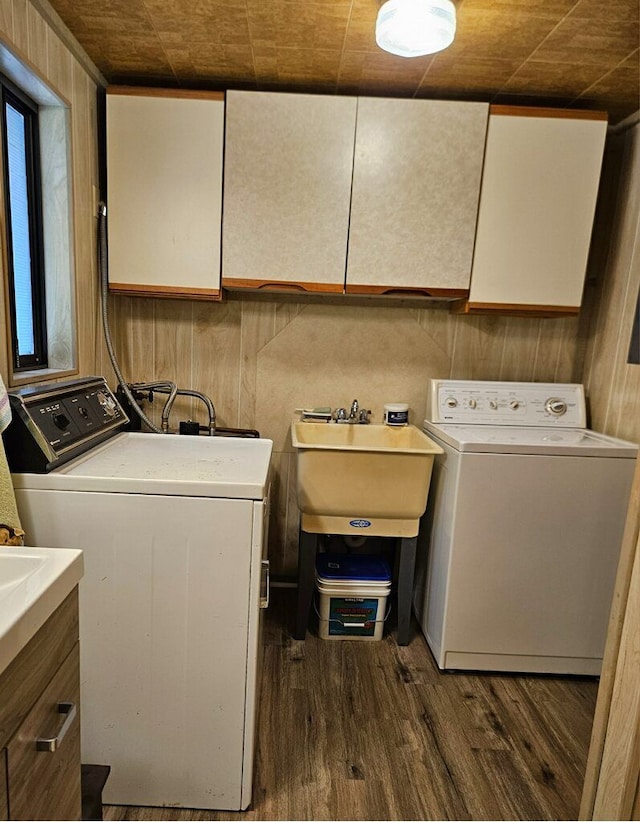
[545,397,568,416]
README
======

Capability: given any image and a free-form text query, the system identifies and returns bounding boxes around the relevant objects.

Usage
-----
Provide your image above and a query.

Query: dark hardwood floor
[104,588,597,821]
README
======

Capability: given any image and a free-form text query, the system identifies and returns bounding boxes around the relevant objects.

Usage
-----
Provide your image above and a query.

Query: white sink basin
[0,553,46,590]
[0,546,84,674]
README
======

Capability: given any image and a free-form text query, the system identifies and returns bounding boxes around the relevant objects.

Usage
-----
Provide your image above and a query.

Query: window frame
[0,75,48,372]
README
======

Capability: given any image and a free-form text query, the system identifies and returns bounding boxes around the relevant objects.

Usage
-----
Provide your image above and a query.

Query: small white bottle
[383,403,409,426]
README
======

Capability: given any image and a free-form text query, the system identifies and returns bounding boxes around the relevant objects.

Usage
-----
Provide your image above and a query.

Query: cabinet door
[7,645,81,821]
[465,107,607,313]
[106,88,224,300]
[346,98,488,296]
[222,91,357,293]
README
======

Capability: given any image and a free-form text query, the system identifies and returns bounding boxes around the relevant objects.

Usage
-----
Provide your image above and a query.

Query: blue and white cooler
[315,553,392,641]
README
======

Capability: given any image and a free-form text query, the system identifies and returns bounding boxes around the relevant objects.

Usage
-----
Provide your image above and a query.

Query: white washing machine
[2,377,273,811]
[413,379,637,675]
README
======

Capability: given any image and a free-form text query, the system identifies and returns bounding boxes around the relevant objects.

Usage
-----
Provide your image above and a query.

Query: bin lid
[315,553,392,583]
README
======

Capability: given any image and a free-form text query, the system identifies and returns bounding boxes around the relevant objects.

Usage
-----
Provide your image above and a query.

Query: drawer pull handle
[36,702,77,752]
[260,559,270,609]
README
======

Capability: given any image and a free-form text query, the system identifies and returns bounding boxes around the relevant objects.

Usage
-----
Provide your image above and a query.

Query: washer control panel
[3,376,128,472]
[427,380,586,427]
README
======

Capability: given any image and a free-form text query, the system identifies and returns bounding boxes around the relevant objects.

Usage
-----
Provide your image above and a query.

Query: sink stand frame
[294,513,419,646]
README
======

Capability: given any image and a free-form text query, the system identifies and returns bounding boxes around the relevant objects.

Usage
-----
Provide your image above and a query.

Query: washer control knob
[445,397,458,409]
[97,391,117,417]
[489,399,498,410]
[509,400,520,410]
[52,412,70,430]
[468,398,477,409]
[545,397,568,416]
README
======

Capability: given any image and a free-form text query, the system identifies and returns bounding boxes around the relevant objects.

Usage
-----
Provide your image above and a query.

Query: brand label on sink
[349,519,372,528]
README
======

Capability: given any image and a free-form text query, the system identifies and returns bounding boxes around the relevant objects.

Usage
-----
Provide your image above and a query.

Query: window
[1,78,47,371]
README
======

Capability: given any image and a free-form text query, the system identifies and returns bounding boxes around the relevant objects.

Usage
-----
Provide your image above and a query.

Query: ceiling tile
[418,56,522,97]
[502,60,613,98]
[575,63,640,122]
[338,50,430,95]
[532,16,638,66]
[44,0,640,124]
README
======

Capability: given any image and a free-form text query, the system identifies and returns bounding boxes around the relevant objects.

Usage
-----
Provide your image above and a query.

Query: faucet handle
[335,407,347,422]
[358,409,371,424]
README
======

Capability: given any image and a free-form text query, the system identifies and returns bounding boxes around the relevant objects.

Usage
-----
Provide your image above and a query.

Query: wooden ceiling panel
[417,57,523,98]
[533,16,640,67]
[338,50,433,95]
[46,0,639,124]
[254,47,344,87]
[443,7,570,61]
[502,61,616,98]
[246,2,352,52]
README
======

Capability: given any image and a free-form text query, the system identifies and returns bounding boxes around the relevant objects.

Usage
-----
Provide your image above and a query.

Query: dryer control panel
[3,376,128,472]
[426,380,587,427]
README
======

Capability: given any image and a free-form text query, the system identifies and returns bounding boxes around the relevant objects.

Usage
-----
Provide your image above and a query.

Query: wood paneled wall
[105,296,586,577]
[579,120,640,820]
[0,0,102,384]
[582,122,640,443]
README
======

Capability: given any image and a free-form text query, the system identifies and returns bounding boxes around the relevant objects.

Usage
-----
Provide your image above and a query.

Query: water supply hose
[97,202,169,434]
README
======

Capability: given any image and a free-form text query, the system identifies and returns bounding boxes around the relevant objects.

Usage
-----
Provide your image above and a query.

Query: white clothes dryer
[413,379,637,675]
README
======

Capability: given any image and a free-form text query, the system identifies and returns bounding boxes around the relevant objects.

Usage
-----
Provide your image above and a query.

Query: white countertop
[423,421,639,457]
[11,432,274,500]
[0,546,84,675]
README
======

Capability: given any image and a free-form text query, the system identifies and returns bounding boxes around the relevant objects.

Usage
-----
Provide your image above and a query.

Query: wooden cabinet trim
[452,300,580,317]
[346,285,469,299]
[222,278,343,294]
[0,589,78,750]
[109,283,222,301]
[107,86,225,102]
[489,104,608,121]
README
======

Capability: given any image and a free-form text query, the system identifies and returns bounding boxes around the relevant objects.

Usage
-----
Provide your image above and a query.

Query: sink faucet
[334,400,370,423]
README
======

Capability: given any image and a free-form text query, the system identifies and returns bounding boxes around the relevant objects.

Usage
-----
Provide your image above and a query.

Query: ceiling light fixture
[375,0,457,58]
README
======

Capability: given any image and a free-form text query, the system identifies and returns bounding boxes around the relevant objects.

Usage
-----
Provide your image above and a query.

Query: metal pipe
[98,203,165,434]
[145,384,217,436]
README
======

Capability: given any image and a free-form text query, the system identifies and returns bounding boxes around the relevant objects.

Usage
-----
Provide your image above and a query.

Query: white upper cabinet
[222,91,357,293]
[464,107,608,314]
[106,89,224,300]
[346,98,489,296]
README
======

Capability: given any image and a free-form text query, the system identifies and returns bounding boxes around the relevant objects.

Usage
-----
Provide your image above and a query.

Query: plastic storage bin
[315,553,392,641]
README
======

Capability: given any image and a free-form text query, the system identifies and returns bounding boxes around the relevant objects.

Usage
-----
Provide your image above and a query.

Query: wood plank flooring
[104,588,597,821]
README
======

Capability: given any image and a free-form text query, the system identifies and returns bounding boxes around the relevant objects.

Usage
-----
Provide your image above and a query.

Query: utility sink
[0,546,84,674]
[291,422,443,525]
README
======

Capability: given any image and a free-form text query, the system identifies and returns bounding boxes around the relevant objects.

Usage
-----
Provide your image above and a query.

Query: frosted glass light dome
[376,0,457,58]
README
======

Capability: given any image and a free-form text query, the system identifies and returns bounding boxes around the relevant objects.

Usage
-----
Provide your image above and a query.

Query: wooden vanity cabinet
[106,87,225,300]
[222,90,357,294]
[346,98,488,297]
[0,589,81,821]
[457,106,608,315]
